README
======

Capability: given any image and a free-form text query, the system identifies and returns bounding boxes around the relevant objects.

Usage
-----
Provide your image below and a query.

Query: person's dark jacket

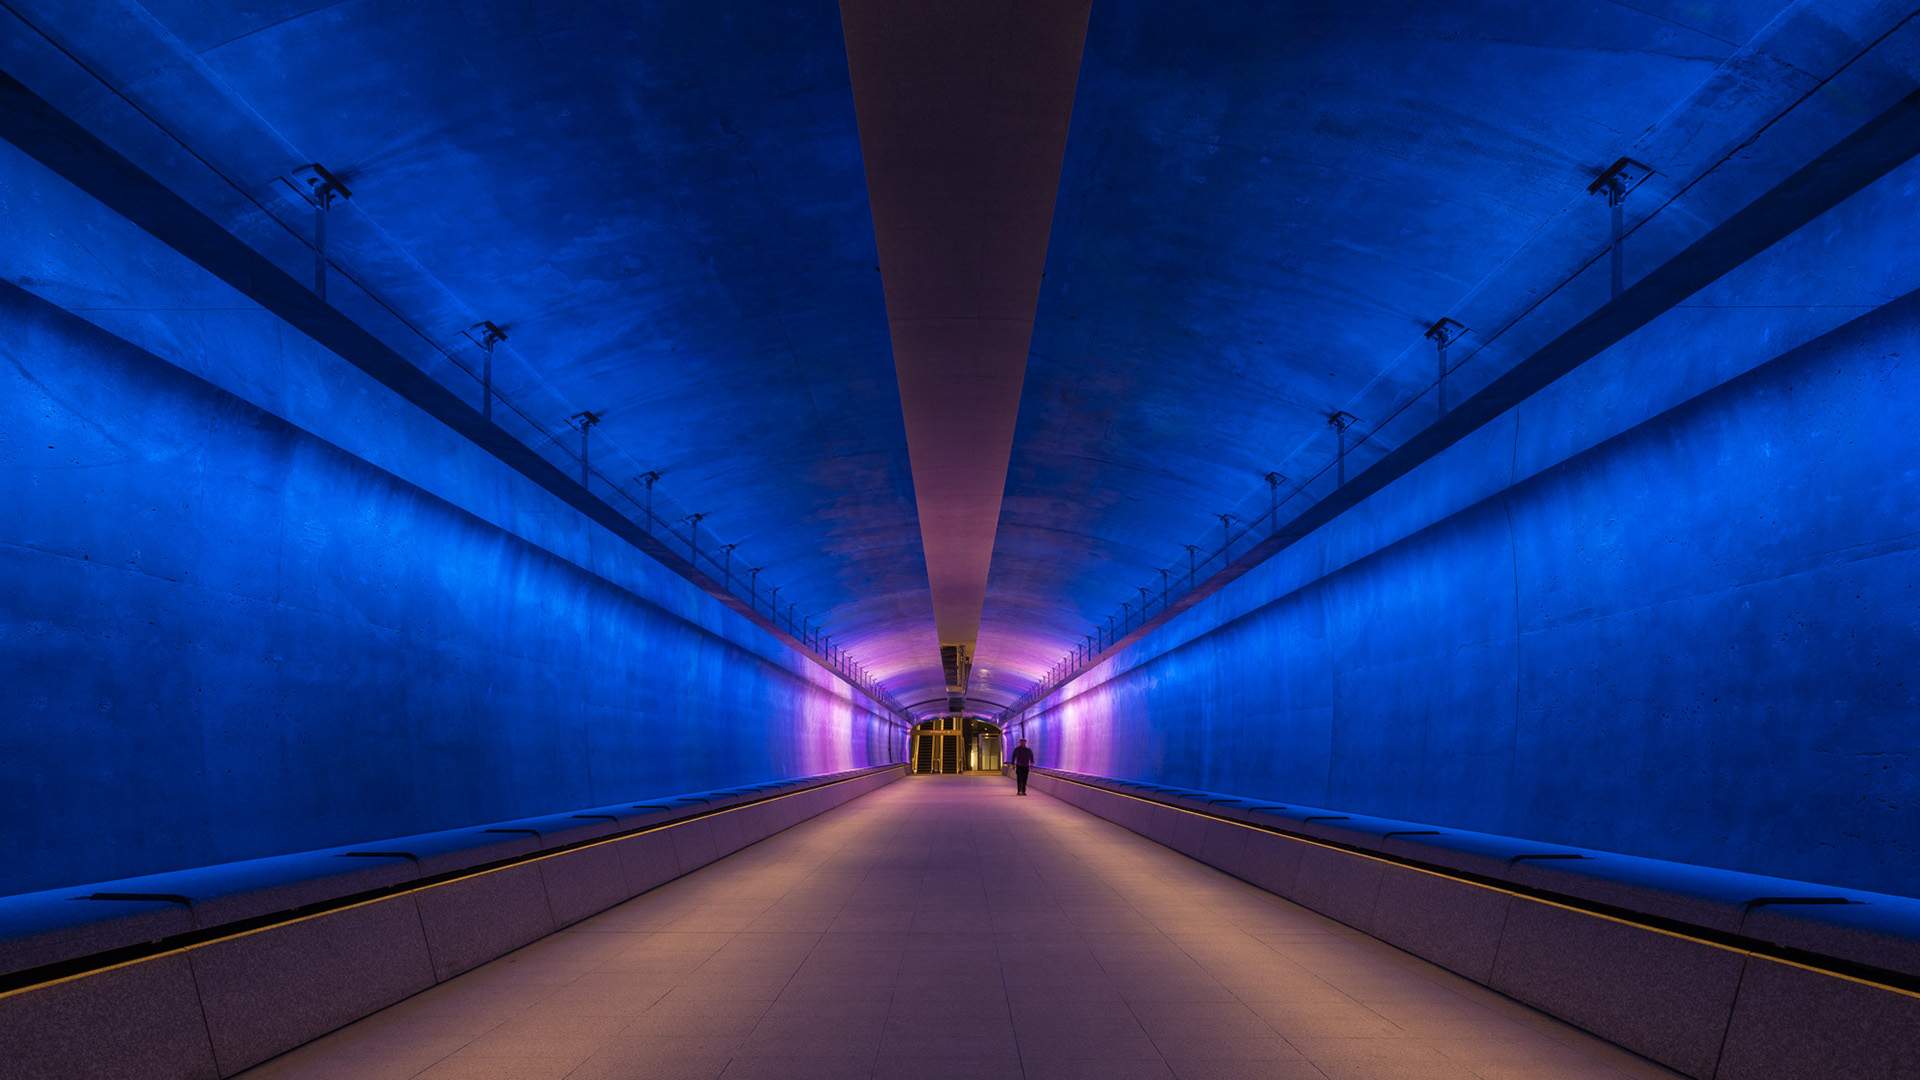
[1010,745,1034,767]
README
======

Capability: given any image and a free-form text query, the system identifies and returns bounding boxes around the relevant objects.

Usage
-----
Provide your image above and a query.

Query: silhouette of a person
[1010,738,1034,796]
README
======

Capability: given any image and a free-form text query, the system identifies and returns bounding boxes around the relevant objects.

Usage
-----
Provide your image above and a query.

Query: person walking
[1010,738,1034,795]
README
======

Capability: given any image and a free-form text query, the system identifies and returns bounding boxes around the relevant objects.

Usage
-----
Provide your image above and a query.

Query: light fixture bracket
[1587,157,1653,206]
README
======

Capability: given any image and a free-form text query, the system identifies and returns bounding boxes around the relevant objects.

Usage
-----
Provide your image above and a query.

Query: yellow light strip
[1040,771,1920,1002]
[0,766,900,1003]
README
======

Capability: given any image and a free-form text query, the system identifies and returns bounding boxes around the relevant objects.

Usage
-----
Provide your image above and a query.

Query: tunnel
[0,2,1917,1078]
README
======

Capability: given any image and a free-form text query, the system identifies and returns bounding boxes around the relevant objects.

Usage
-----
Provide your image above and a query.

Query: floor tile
[412,1055,579,1079]
[232,778,1676,1080]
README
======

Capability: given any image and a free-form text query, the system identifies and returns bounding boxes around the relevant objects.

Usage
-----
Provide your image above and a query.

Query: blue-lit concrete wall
[1021,205,1920,898]
[0,278,902,896]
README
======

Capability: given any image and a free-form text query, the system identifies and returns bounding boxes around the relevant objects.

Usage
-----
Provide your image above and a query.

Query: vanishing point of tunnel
[1,3,1918,1079]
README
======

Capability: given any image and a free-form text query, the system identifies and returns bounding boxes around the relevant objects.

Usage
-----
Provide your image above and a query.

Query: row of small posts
[1009,155,1653,721]
[283,163,895,713]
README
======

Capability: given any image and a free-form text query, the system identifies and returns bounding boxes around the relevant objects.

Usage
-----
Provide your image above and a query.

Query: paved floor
[242,775,1677,1080]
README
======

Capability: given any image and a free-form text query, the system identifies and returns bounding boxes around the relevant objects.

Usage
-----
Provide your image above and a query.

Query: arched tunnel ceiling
[972,0,1912,694]
[3,1,1911,716]
[0,0,944,701]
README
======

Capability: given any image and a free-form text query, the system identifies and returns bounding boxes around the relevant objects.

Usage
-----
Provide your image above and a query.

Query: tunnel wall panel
[0,277,904,896]
[1019,277,1920,898]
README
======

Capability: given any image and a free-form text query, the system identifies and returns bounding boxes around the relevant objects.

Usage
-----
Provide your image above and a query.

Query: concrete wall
[1018,176,1920,898]
[0,274,903,896]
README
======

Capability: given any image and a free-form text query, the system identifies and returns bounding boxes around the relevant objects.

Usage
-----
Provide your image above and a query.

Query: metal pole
[1185,544,1199,588]
[1218,513,1234,560]
[292,165,348,301]
[640,471,660,531]
[721,544,735,588]
[313,196,327,299]
[1588,158,1648,300]
[482,335,493,421]
[570,411,601,488]
[1328,411,1356,485]
[1610,188,1625,299]
[681,513,704,565]
[1265,473,1283,531]
[468,322,505,423]
[1424,319,1464,420]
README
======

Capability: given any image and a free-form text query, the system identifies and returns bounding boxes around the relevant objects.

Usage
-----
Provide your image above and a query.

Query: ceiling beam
[839,0,1091,685]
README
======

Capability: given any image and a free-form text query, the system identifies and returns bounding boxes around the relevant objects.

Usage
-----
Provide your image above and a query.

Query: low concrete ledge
[1021,767,1920,1080]
[192,895,436,1075]
[1489,895,1744,1076]
[1715,957,1920,1080]
[416,861,556,982]
[0,957,217,1080]
[0,763,907,1078]
[1367,862,1511,984]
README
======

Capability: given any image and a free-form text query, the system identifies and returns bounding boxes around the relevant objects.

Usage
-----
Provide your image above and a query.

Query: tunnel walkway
[240,776,1676,1080]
